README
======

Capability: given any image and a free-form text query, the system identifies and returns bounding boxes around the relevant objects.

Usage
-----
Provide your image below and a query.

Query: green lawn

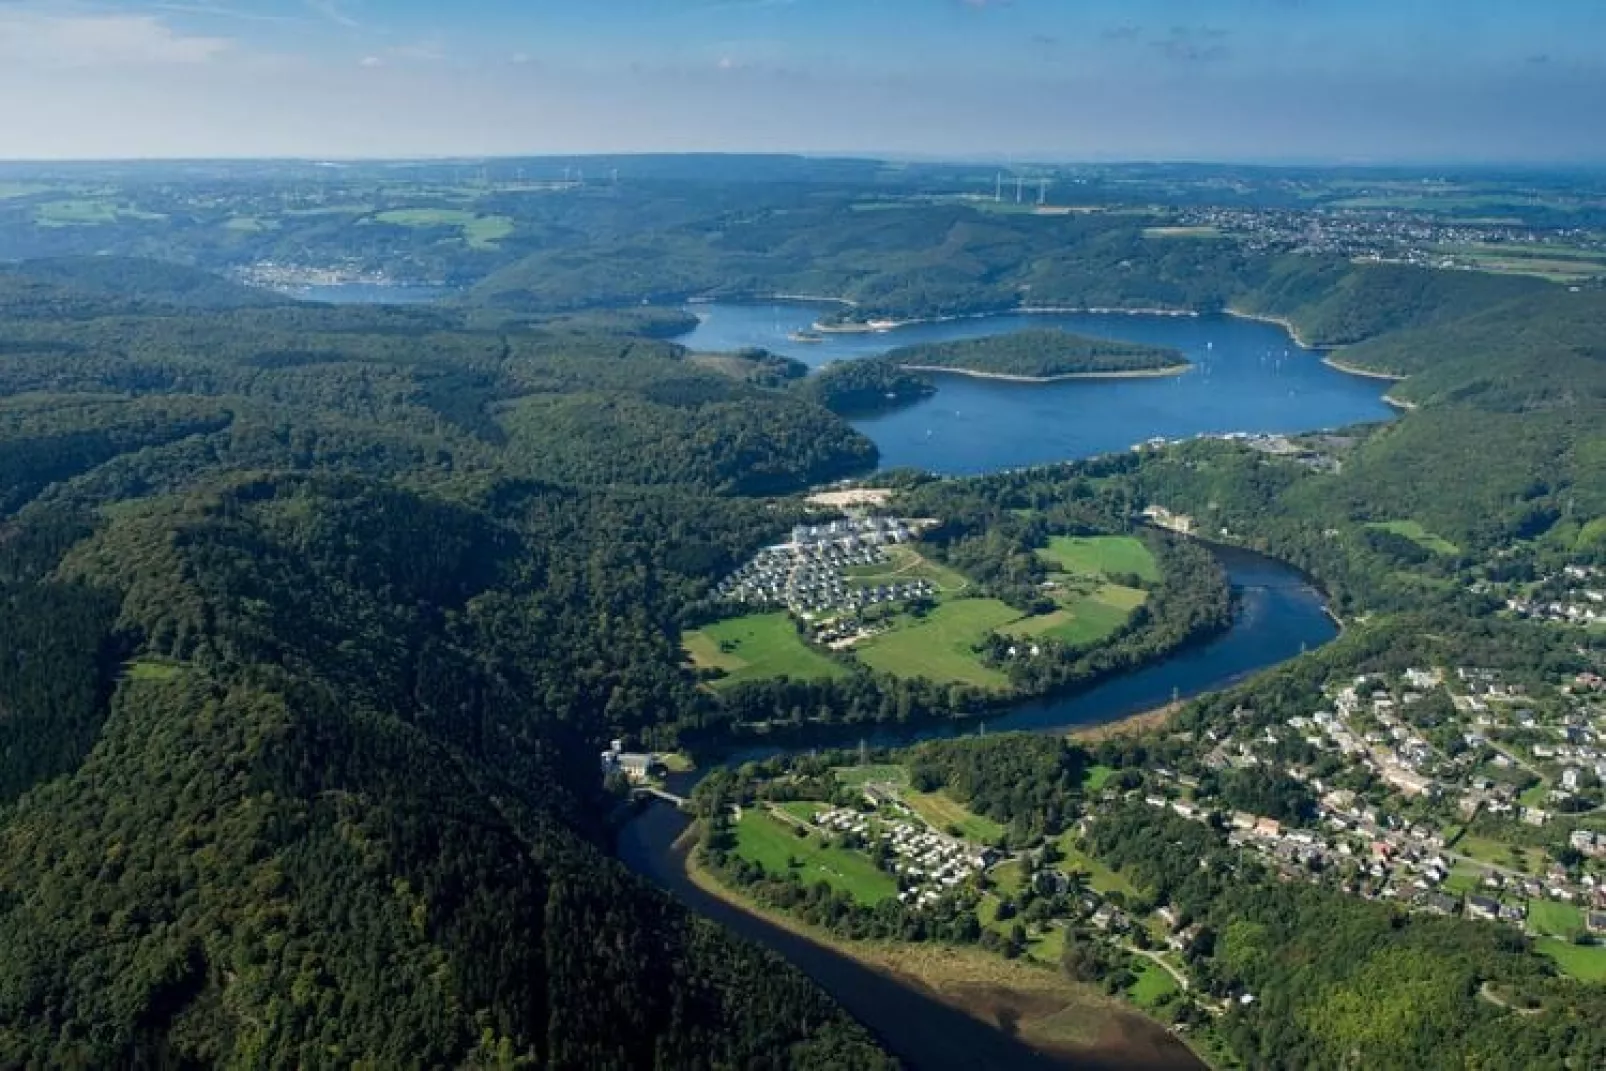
[732,809,898,905]
[1365,520,1461,556]
[1128,960,1181,1008]
[905,788,1006,843]
[683,612,846,689]
[372,208,514,249]
[1039,535,1159,582]
[1056,836,1138,897]
[1025,924,1065,965]
[855,598,1020,689]
[1442,863,1484,896]
[833,764,910,789]
[1528,900,1586,939]
[1083,765,1118,793]
[775,800,826,823]
[840,544,971,592]
[1536,937,1606,981]
[1458,834,1544,875]
[1519,781,1551,808]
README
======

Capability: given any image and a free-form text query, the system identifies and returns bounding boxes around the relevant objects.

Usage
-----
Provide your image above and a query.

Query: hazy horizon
[2,1,1604,164]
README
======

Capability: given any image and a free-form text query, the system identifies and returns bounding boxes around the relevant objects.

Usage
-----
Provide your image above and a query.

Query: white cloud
[0,11,232,68]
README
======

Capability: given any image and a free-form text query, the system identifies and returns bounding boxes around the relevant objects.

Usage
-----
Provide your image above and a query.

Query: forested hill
[0,261,896,1068]
[1,256,290,311]
[881,328,1188,379]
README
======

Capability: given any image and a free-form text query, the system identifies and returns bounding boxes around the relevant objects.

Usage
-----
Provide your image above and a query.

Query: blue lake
[677,302,1396,473]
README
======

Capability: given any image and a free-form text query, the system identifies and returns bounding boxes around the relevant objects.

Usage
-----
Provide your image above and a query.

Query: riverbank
[1222,306,1316,348]
[682,848,1203,1070]
[898,362,1194,384]
[1066,701,1184,744]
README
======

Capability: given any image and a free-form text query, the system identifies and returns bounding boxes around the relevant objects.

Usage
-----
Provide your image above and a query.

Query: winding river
[613,306,1371,1069]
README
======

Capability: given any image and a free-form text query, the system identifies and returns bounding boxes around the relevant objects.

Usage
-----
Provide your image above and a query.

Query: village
[714,515,938,625]
[1134,658,1606,958]
[1499,563,1606,628]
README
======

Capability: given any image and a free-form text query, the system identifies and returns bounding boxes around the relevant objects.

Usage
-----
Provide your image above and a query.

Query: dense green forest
[0,263,900,1068]
[879,329,1188,379]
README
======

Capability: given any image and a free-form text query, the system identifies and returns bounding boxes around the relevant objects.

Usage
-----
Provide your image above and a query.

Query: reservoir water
[677,302,1395,473]
[626,304,1362,1069]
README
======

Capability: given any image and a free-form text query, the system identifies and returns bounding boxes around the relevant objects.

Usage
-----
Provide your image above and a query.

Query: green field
[1528,900,1586,939]
[1056,836,1138,897]
[775,800,826,823]
[841,544,972,592]
[855,598,1020,688]
[35,200,165,227]
[683,612,846,689]
[1128,960,1181,1008]
[1083,765,1118,793]
[1039,535,1160,582]
[1458,833,1543,875]
[904,788,1006,843]
[1006,584,1147,646]
[1143,225,1222,240]
[123,659,185,682]
[1365,520,1461,555]
[1536,937,1606,981]
[1442,862,1484,896]
[832,764,910,789]
[372,208,515,249]
[732,808,898,905]
[224,216,278,233]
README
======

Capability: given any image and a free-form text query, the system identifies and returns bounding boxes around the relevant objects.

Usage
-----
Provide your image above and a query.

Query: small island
[883,328,1191,382]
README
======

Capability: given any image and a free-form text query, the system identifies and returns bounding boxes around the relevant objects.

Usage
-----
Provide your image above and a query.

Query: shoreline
[1320,355,1408,382]
[1066,701,1185,743]
[681,848,1198,1069]
[811,304,1201,336]
[897,362,1193,384]
[1221,306,1316,348]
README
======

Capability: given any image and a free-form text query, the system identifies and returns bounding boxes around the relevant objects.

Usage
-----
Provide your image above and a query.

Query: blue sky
[1,0,1602,161]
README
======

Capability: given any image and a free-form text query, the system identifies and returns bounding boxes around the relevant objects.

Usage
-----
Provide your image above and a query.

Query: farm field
[371,208,515,248]
[1006,583,1146,646]
[732,808,898,906]
[34,199,165,227]
[683,611,847,689]
[1365,519,1461,555]
[855,598,1020,688]
[1039,535,1160,582]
